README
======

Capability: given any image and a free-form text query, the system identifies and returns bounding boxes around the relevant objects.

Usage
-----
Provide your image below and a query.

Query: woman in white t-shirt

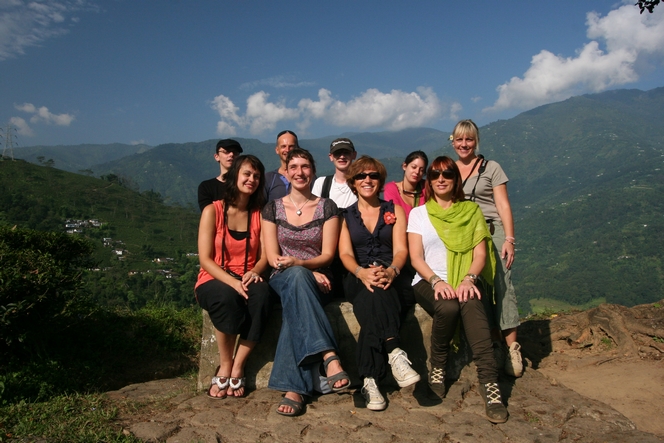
[407,155,508,424]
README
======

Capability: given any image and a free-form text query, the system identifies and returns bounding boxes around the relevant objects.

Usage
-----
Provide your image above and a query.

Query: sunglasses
[428,169,456,180]
[353,172,381,181]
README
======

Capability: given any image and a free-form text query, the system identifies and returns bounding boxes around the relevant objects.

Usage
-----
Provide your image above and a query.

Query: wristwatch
[464,273,478,283]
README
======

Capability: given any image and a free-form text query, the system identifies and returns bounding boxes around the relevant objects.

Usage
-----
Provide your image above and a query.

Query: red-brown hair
[425,156,465,203]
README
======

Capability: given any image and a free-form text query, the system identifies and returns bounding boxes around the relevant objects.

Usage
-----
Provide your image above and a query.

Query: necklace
[289,194,310,216]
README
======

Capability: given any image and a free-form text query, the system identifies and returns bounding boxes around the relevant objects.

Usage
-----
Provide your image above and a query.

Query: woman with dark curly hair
[195,154,273,399]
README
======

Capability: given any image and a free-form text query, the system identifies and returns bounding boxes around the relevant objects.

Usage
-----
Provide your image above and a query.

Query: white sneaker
[362,377,386,411]
[504,342,523,377]
[388,348,421,387]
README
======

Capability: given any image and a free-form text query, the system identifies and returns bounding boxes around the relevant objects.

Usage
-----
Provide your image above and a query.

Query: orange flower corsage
[384,211,396,225]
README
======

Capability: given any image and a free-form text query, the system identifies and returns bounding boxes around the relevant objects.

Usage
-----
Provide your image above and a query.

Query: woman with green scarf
[407,156,508,424]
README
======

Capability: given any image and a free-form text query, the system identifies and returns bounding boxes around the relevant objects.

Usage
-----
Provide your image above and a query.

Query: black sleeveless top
[343,200,395,267]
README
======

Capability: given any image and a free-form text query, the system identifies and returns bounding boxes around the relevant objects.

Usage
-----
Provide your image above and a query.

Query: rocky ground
[106,300,664,443]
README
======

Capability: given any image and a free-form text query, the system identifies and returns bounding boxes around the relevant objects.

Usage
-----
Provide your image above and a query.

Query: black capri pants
[195,279,274,343]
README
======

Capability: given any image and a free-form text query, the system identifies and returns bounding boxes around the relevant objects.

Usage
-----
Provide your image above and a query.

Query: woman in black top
[338,155,420,411]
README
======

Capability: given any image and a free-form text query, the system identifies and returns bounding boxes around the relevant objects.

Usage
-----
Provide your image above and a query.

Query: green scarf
[425,199,496,289]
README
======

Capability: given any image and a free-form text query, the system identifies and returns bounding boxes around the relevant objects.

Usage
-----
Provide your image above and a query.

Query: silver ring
[277,263,282,268]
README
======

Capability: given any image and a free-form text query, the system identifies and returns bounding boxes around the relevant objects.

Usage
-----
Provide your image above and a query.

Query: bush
[0,225,95,352]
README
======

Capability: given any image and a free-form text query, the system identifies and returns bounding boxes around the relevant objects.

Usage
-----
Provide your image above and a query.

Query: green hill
[0,159,200,308]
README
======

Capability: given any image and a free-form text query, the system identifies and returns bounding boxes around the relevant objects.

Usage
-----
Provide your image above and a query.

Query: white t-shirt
[407,205,448,286]
[312,175,358,209]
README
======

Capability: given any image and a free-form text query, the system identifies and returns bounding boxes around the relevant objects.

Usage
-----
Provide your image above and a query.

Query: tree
[636,0,661,13]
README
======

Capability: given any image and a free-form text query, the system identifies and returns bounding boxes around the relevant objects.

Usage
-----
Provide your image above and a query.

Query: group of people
[194,120,521,424]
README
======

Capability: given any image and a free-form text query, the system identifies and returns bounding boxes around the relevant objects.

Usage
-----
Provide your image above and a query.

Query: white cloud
[0,0,98,61]
[212,87,446,136]
[130,139,146,146]
[9,116,33,136]
[15,102,75,126]
[485,3,664,113]
[240,76,316,90]
[449,102,463,121]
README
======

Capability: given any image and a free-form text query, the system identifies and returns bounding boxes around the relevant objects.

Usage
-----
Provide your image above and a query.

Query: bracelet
[388,265,400,276]
[505,236,515,244]
[428,274,442,290]
[354,266,362,277]
[464,273,478,283]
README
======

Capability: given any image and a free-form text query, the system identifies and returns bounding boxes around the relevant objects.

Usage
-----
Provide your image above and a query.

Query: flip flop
[206,366,229,399]
[276,396,305,417]
[228,377,246,397]
[322,355,351,393]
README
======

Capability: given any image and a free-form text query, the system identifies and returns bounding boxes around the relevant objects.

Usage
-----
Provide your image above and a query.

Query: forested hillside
[0,159,200,309]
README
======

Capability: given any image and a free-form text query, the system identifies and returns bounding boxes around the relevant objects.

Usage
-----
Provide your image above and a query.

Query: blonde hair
[452,119,480,152]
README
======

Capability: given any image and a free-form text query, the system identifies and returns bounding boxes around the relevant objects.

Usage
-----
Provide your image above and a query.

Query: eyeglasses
[353,172,381,181]
[428,169,456,180]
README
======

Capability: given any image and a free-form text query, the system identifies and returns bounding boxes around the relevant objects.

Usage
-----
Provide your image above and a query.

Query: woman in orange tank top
[195,155,273,399]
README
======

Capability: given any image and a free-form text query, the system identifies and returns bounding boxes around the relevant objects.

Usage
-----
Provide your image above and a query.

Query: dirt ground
[539,358,664,437]
[519,300,664,438]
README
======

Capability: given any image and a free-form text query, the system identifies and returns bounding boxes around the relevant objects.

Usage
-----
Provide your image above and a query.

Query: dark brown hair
[223,155,266,211]
[285,147,316,175]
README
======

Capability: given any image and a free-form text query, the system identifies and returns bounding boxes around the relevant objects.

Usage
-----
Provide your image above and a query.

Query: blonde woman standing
[451,119,522,378]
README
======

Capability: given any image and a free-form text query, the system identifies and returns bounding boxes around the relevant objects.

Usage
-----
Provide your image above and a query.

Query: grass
[528,297,606,315]
[0,394,141,443]
[0,304,202,442]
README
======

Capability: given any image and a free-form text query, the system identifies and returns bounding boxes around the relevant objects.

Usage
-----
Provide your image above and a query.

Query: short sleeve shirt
[312,176,358,209]
[262,198,339,279]
[462,160,508,221]
[407,205,448,286]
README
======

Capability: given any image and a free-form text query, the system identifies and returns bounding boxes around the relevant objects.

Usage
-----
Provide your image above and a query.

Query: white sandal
[207,366,230,399]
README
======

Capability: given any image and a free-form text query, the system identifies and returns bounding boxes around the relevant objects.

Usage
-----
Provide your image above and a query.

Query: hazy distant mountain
[90,129,452,208]
[10,143,153,173]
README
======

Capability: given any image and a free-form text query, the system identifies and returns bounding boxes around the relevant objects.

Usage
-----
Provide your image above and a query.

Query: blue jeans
[268,266,338,395]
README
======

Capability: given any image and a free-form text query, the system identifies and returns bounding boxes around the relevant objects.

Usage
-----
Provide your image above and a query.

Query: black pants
[344,273,413,380]
[195,279,274,343]
[413,280,498,384]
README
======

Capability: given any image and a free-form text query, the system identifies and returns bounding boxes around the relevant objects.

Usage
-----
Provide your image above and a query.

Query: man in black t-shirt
[197,139,243,211]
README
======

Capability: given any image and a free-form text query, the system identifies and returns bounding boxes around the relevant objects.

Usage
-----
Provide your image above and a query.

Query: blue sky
[1,0,663,147]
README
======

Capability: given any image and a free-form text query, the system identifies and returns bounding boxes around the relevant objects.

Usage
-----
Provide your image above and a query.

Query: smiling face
[425,156,464,204]
[329,149,356,173]
[402,157,427,186]
[276,133,297,164]
[452,132,478,161]
[286,155,313,190]
[429,168,456,201]
[353,170,380,200]
[236,161,261,196]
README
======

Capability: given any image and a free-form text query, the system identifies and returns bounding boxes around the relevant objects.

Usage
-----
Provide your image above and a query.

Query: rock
[197,300,474,392]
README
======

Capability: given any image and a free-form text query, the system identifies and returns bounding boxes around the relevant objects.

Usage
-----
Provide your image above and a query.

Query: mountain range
[6,87,664,312]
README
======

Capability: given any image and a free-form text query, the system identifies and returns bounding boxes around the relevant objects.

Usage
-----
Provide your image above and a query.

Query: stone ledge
[197,301,474,392]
